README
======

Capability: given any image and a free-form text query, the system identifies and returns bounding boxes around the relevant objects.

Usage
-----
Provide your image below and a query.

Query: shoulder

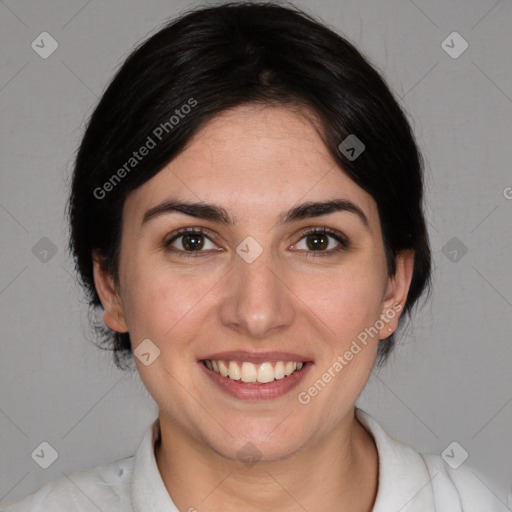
[422,453,509,511]
[1,456,134,512]
[355,408,510,511]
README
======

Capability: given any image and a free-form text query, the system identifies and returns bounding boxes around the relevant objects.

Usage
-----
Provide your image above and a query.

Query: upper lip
[200,351,312,364]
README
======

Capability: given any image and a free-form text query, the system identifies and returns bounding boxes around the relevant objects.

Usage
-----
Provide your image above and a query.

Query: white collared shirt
[2,408,509,511]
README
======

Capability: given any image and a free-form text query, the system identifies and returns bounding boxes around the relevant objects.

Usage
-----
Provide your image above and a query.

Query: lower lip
[198,361,313,400]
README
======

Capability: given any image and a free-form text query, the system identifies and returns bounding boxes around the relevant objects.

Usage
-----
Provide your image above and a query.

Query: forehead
[124,104,378,226]
[170,104,338,188]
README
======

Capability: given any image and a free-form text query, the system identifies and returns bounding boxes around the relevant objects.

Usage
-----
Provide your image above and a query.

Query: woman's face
[94,104,412,462]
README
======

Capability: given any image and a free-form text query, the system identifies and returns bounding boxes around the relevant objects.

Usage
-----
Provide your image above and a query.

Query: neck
[154,409,378,512]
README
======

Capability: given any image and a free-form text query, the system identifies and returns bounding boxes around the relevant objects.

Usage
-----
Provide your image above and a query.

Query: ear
[378,249,414,339]
[92,251,128,333]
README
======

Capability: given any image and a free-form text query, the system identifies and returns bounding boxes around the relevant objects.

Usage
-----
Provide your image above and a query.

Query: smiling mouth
[201,359,306,384]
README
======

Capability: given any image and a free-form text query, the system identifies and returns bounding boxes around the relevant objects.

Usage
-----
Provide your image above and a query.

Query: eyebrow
[141,198,369,229]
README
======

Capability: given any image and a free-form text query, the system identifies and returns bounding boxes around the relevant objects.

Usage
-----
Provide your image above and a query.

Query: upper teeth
[204,360,304,383]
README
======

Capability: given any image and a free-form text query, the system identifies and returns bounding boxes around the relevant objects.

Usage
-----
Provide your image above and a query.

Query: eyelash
[164,227,349,258]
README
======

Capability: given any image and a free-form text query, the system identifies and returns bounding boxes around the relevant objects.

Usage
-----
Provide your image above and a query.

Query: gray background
[1,0,511,508]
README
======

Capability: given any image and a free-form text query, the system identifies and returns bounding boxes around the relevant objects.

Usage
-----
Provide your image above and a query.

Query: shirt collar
[131,416,179,511]
[131,410,436,511]
[355,408,436,511]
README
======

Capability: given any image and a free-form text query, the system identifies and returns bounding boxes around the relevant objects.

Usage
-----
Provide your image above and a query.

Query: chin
[209,423,312,465]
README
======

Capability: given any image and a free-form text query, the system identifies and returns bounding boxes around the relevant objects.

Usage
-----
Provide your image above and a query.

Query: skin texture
[93,104,414,512]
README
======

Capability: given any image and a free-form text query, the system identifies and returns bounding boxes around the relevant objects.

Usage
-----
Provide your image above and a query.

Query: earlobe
[92,251,128,333]
[379,249,415,338]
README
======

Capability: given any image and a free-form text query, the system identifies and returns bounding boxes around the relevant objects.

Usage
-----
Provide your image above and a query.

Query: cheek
[119,256,217,342]
[298,260,387,340]
[297,264,386,409]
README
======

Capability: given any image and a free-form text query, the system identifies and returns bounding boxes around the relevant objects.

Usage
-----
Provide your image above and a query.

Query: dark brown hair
[68,1,431,370]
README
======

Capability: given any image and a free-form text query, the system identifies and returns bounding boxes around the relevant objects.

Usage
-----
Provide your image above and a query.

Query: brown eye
[305,233,329,251]
[294,228,349,256]
[180,233,205,251]
[166,228,217,254]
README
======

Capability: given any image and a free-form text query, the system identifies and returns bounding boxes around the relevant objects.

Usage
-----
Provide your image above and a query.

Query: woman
[3,2,506,511]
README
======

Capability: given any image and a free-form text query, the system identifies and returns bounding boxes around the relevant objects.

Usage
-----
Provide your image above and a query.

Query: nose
[218,245,296,339]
